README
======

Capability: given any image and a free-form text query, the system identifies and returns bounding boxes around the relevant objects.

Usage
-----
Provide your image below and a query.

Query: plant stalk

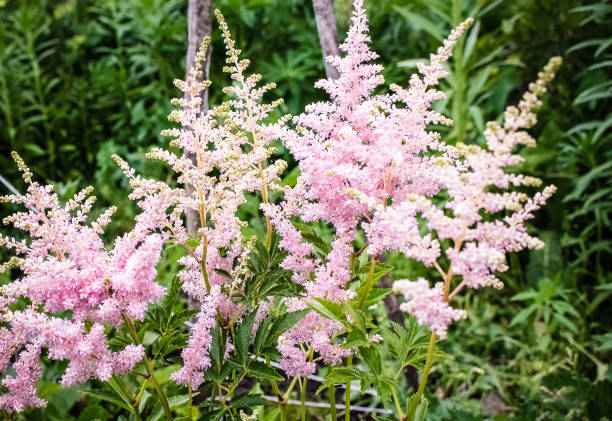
[301,377,307,421]
[121,312,173,421]
[344,355,353,421]
[329,384,337,421]
[406,332,437,420]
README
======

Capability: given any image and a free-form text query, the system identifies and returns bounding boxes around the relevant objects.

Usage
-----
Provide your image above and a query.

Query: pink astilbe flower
[0,154,164,411]
[268,0,561,363]
[265,0,472,374]
[112,11,293,387]
[171,286,222,390]
[392,279,466,339]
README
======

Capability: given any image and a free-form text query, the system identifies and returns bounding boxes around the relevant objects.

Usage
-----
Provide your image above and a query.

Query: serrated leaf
[214,268,233,280]
[344,329,368,349]
[361,347,382,374]
[291,220,331,256]
[355,262,394,283]
[253,317,272,354]
[317,366,369,393]
[198,408,225,421]
[355,288,391,307]
[82,389,133,412]
[308,298,345,324]
[265,309,309,349]
[229,392,268,408]
[248,360,284,382]
[235,309,258,366]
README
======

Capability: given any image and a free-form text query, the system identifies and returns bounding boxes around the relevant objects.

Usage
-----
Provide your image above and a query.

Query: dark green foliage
[241,234,305,307]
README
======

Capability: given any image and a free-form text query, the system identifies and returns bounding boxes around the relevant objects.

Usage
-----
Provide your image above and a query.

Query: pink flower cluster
[0,153,164,411]
[113,11,291,390]
[268,0,560,347]
[392,279,466,339]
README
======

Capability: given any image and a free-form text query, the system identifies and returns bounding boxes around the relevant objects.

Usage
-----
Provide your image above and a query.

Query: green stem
[121,312,173,421]
[406,332,437,420]
[301,377,307,421]
[282,376,299,401]
[188,387,193,420]
[344,355,353,421]
[392,387,406,420]
[450,0,467,142]
[112,374,143,421]
[329,385,337,421]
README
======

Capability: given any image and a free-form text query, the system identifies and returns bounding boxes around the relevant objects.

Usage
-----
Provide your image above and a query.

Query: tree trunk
[185,0,212,234]
[312,0,340,80]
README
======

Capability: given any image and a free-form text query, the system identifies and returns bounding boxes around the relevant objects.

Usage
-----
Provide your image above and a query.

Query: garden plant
[0,0,609,420]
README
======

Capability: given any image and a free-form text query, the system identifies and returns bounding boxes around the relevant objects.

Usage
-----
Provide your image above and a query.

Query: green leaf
[510,304,538,326]
[308,298,345,324]
[355,288,391,307]
[414,396,430,421]
[248,360,284,382]
[76,405,112,421]
[394,7,444,41]
[253,317,272,354]
[511,290,537,301]
[317,366,369,394]
[207,327,229,381]
[291,220,331,256]
[344,328,368,349]
[214,268,233,280]
[185,238,200,248]
[361,347,382,374]
[265,309,309,349]
[355,261,395,283]
[150,395,189,421]
[199,408,226,421]
[235,309,258,366]
[229,392,268,408]
[82,389,133,412]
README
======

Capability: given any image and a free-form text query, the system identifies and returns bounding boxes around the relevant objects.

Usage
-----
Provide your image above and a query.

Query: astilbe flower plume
[0,153,164,411]
[263,0,471,373]
[267,0,560,380]
[113,11,291,391]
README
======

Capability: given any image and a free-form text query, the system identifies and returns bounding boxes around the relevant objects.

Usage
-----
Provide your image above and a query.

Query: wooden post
[312,0,340,80]
[185,0,212,234]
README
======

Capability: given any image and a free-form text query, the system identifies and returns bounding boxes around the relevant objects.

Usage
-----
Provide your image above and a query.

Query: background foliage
[0,0,610,419]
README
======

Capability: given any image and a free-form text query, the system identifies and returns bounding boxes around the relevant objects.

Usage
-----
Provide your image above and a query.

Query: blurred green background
[0,0,610,419]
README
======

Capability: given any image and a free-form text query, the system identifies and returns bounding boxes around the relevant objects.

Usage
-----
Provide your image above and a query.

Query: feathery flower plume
[113,10,291,390]
[268,0,559,355]
[0,153,164,411]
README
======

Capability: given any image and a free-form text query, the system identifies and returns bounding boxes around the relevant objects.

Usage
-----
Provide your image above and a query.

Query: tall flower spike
[0,153,165,411]
[270,0,558,365]
[114,10,292,390]
[265,0,473,373]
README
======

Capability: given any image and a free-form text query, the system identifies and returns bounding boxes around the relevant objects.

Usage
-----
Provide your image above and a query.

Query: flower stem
[406,332,437,420]
[121,312,173,421]
[257,162,273,250]
[392,386,406,420]
[329,384,337,421]
[301,377,307,421]
[282,376,299,401]
[112,374,143,421]
[344,355,353,421]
